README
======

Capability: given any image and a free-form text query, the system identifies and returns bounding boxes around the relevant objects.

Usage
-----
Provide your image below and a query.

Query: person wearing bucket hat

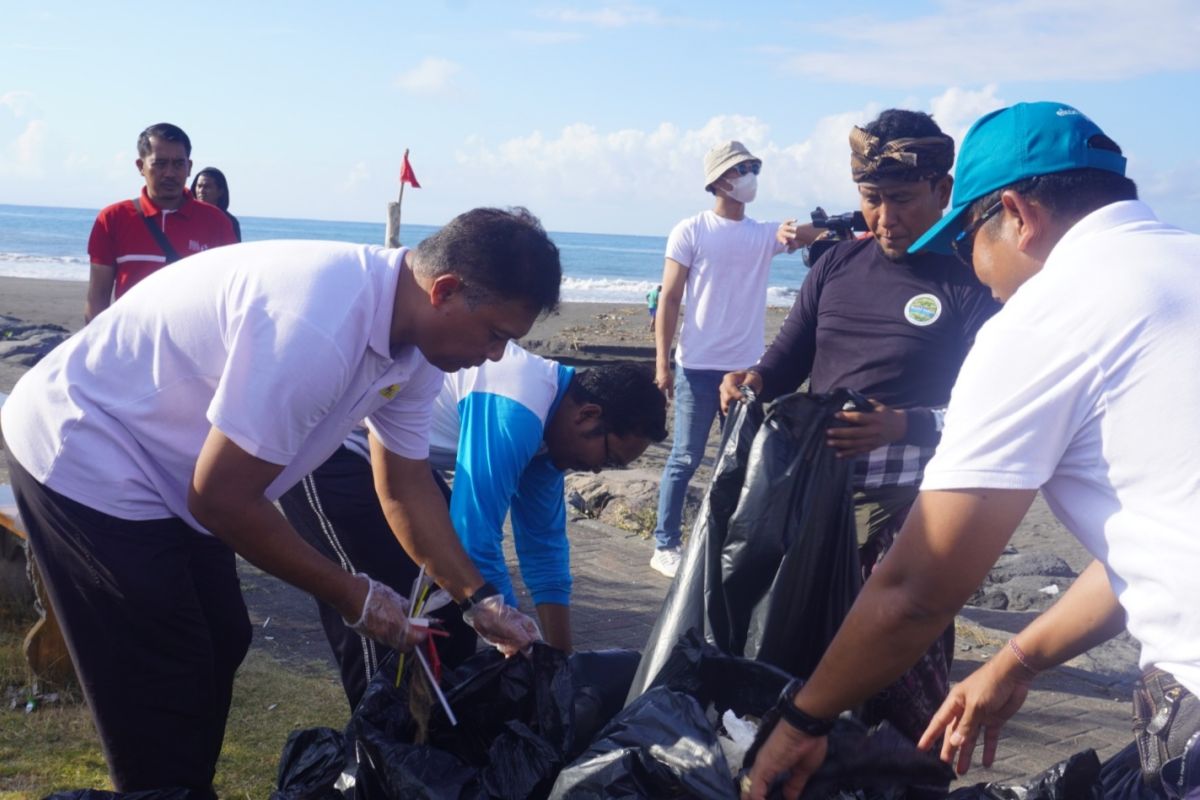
[649,141,819,579]
[743,102,1200,800]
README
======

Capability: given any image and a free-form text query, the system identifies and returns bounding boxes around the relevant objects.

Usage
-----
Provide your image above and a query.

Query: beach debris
[717,709,758,776]
[1039,584,1061,596]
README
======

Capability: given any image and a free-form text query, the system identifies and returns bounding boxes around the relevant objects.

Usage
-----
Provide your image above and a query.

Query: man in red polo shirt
[85,122,237,322]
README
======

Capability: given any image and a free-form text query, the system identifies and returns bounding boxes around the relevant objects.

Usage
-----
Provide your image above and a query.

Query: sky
[2,0,1199,236]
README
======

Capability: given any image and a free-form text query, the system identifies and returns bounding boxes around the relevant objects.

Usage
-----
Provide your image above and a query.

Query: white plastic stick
[414,647,457,726]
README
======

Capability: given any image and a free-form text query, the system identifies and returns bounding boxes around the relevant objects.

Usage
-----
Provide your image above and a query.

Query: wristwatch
[457,581,500,614]
[775,678,835,737]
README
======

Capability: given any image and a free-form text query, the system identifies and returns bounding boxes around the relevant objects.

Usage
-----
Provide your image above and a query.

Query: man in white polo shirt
[1,207,560,797]
[742,104,1200,799]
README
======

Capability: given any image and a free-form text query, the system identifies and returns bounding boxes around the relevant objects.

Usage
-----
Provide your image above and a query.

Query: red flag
[399,151,421,188]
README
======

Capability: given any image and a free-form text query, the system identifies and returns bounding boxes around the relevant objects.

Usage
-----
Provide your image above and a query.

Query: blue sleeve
[510,455,571,606]
[449,393,543,607]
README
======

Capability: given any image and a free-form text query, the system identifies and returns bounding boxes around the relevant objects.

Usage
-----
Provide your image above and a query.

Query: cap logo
[904,294,942,327]
[1056,108,1080,117]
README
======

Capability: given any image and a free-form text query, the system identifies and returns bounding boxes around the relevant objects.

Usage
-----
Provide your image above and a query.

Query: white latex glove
[462,593,542,657]
[343,573,425,652]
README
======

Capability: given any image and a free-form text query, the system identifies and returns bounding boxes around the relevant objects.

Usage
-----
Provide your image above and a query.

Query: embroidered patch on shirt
[904,294,942,327]
[379,384,400,399]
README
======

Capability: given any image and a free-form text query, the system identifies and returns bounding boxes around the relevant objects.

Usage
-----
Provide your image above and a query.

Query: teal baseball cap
[909,101,1127,255]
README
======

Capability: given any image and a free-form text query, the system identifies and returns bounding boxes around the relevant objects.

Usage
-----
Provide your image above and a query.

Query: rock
[986,552,1076,584]
[563,468,703,534]
[992,575,1074,612]
[0,317,70,368]
[967,587,1009,610]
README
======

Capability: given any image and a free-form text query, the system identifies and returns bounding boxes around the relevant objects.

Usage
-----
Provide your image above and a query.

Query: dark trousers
[7,454,251,797]
[277,446,476,710]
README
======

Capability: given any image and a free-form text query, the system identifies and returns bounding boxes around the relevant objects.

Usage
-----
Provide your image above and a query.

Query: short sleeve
[88,208,117,267]
[922,319,1104,492]
[366,360,443,460]
[207,310,353,465]
[665,217,695,268]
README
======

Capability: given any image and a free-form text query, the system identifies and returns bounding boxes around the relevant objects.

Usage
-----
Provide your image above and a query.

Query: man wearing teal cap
[743,102,1200,799]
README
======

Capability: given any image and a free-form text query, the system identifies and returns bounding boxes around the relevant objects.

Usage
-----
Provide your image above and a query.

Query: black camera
[811,208,867,235]
[804,208,868,266]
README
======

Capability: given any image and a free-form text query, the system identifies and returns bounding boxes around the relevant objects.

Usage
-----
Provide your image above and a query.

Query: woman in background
[191,167,242,242]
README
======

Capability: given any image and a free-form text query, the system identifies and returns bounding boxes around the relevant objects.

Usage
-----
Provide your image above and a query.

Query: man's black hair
[413,206,562,316]
[137,123,192,158]
[969,135,1138,232]
[862,108,946,143]
[570,362,668,442]
[190,167,230,210]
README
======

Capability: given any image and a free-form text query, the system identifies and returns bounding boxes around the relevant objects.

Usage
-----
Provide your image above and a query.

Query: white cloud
[777,0,1200,86]
[394,57,463,95]
[0,119,47,177]
[0,90,35,117]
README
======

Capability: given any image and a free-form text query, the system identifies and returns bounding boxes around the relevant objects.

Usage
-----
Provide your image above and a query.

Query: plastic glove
[461,593,542,657]
[343,573,425,652]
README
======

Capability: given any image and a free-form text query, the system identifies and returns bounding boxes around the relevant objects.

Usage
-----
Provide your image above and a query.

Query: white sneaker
[650,547,682,578]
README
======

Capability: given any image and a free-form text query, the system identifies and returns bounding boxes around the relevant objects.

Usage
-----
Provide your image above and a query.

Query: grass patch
[0,598,348,799]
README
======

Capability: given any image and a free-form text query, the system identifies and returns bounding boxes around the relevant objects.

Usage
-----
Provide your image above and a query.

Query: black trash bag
[743,710,953,800]
[43,792,193,800]
[347,644,640,800]
[946,748,1102,800]
[548,686,738,799]
[272,726,349,800]
[628,389,868,701]
[559,632,953,800]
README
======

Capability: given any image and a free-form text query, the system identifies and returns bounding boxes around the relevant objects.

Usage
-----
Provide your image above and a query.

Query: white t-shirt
[665,210,784,371]
[921,201,1200,694]
[2,240,443,532]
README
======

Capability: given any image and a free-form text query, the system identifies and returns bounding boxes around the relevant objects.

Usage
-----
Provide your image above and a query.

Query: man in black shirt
[719,109,999,740]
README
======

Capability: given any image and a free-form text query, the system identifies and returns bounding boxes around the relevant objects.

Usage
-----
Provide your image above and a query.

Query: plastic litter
[718,709,758,778]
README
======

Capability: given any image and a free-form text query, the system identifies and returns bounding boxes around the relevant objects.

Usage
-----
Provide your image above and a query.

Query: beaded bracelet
[1008,638,1040,676]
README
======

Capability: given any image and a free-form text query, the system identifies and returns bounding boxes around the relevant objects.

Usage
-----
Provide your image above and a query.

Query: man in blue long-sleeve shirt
[281,342,667,707]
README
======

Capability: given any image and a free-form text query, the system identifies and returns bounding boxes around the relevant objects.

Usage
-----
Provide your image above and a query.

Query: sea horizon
[0,202,810,307]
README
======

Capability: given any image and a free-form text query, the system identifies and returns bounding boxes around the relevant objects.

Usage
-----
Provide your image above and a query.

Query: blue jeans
[654,367,725,550]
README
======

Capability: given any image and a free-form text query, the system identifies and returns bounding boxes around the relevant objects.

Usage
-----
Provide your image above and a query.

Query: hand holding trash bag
[343,573,425,652]
[741,721,827,800]
[463,593,542,657]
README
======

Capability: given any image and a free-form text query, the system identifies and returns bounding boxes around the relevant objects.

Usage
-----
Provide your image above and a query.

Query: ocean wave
[562,276,797,307]
[0,252,90,281]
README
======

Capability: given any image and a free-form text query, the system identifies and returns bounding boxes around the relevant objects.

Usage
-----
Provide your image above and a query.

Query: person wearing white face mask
[649,141,818,578]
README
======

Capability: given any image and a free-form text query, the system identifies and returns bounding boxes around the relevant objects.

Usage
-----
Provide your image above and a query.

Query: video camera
[804,207,868,266]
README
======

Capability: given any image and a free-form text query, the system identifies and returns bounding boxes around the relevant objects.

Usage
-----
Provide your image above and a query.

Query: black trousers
[277,446,477,710]
[7,454,251,797]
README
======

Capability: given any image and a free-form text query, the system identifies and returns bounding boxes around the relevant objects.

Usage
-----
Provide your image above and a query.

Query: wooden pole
[385,148,409,248]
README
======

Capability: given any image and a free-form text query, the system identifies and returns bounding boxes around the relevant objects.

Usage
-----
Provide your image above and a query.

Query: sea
[0,203,808,307]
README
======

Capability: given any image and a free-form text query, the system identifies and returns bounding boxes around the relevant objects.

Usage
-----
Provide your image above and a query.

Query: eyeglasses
[951,200,1003,267]
[734,162,761,176]
[597,428,626,471]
